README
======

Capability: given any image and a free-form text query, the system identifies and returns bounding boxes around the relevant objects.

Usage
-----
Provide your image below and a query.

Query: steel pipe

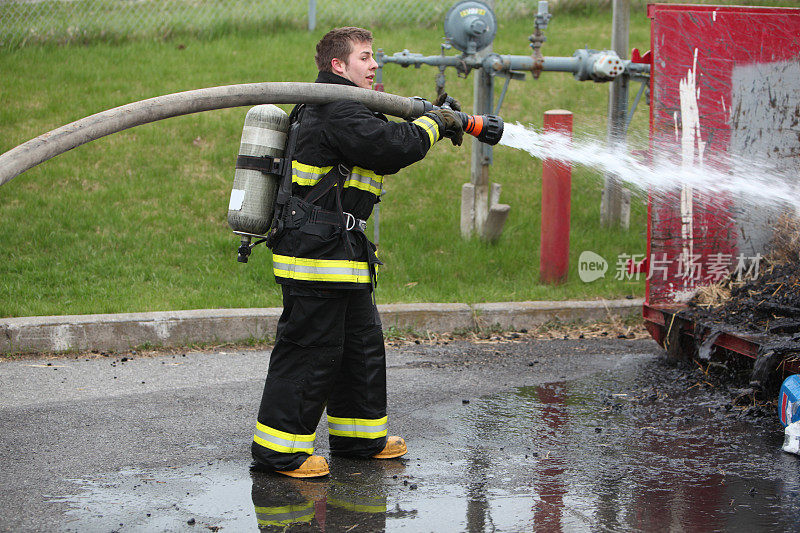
[0,82,429,188]
[486,54,650,78]
[379,51,651,82]
[382,53,482,70]
[487,54,580,73]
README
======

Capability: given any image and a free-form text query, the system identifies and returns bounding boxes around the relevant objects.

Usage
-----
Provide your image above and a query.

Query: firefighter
[251,26,465,478]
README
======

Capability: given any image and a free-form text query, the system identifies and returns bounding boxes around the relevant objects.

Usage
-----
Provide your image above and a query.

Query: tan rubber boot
[372,436,408,459]
[276,455,330,478]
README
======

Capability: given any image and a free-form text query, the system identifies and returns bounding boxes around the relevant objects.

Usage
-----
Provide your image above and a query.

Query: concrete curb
[0,298,644,354]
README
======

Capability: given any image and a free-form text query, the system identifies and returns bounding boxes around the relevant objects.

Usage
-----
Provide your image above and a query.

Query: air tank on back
[227,104,289,262]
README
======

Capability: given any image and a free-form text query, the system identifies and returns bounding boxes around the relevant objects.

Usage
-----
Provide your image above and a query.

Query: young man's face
[333,40,378,89]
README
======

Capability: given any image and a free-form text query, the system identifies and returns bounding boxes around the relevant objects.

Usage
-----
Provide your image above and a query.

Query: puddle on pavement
[52,355,800,531]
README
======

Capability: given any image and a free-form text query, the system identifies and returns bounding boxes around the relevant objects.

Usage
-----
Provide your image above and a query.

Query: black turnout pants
[252,285,388,471]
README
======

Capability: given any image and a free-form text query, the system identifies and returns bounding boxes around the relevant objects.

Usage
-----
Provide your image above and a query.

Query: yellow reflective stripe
[327,415,388,438]
[345,166,384,196]
[255,503,314,526]
[291,161,332,187]
[328,498,387,513]
[253,421,315,454]
[327,415,388,426]
[412,115,441,145]
[353,166,380,180]
[273,254,371,284]
[293,161,383,196]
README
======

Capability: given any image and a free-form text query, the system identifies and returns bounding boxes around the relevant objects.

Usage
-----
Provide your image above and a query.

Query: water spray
[498,122,800,212]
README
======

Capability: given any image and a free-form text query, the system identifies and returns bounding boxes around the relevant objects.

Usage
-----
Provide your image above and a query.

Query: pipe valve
[237,237,252,263]
[592,52,625,79]
[443,1,498,53]
[572,49,625,82]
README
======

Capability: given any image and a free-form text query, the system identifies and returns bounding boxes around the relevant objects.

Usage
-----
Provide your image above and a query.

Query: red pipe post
[540,110,573,284]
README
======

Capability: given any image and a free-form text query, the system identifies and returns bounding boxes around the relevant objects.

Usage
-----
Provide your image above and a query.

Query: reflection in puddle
[53,357,800,531]
[51,463,256,531]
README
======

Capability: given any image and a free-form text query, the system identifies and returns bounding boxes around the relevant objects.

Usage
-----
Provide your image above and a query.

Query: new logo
[578,251,607,283]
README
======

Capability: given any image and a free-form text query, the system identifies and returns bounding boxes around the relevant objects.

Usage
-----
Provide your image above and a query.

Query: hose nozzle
[459,112,504,145]
[436,97,504,145]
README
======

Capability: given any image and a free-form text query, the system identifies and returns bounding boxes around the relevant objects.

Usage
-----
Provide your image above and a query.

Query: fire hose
[0,82,503,188]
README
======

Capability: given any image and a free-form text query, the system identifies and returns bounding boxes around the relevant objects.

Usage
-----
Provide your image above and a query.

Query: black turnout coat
[270,71,442,289]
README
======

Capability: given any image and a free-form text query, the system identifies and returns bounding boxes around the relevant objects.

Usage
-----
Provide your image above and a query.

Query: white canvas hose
[0,82,428,188]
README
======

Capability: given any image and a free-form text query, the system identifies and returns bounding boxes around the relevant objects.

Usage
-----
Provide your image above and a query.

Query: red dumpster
[642,4,800,374]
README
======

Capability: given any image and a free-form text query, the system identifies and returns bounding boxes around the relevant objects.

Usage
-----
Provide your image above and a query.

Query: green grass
[0,11,655,317]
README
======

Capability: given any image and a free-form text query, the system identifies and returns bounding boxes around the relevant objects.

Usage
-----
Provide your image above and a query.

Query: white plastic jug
[782,421,800,455]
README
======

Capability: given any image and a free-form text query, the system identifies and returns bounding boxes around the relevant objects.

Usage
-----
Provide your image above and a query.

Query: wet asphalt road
[1,338,798,532]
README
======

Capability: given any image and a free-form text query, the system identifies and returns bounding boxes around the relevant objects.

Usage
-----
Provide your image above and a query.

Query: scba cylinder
[227,105,289,240]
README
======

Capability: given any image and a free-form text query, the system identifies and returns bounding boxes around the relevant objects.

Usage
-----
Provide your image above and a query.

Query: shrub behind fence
[0,0,614,48]
[0,0,783,49]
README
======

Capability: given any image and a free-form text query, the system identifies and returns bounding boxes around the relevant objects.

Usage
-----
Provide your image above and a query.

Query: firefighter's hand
[427,109,464,147]
[434,92,461,112]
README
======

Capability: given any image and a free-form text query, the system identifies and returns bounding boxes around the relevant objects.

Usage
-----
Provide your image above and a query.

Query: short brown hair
[315,27,373,72]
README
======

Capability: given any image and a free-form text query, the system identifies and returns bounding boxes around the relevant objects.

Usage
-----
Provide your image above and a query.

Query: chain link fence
[0,0,789,48]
